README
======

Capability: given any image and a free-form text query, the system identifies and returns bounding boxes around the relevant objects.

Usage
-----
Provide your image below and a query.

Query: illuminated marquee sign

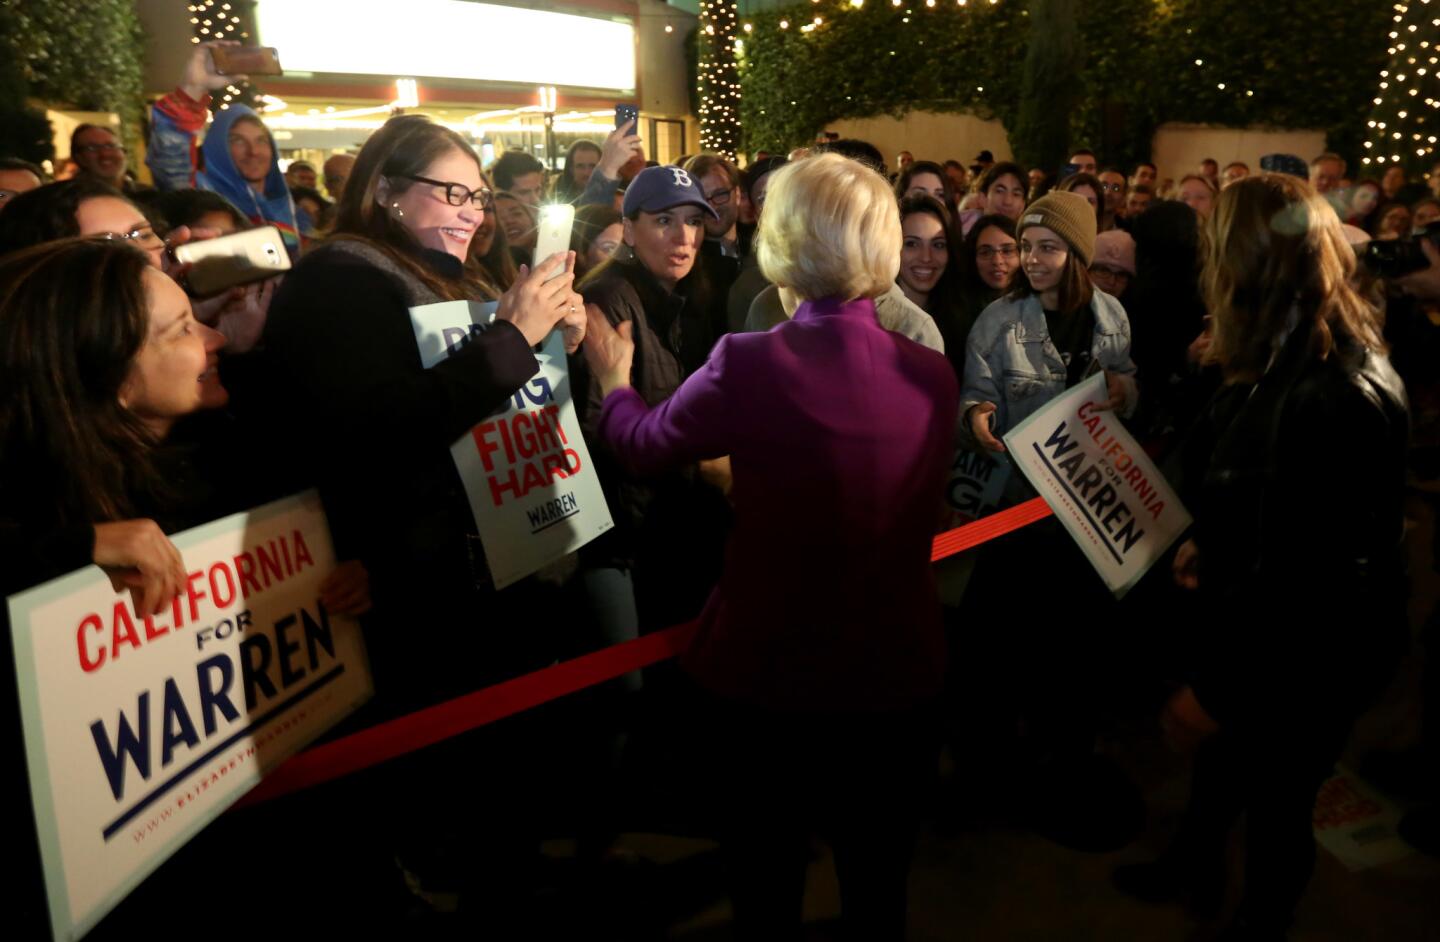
[255,0,636,91]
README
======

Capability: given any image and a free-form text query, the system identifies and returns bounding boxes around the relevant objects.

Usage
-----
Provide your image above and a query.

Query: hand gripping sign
[8,491,373,941]
[409,301,614,589]
[1003,373,1191,597]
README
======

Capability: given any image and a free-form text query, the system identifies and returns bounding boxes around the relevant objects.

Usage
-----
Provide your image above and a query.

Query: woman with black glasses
[257,113,588,923]
[261,114,585,713]
[0,178,167,266]
[0,178,275,355]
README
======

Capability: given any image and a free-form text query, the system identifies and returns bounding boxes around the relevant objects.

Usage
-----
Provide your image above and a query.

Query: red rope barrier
[236,496,1053,805]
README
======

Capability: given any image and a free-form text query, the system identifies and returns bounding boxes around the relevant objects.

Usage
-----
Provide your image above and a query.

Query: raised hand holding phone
[532,204,575,281]
[181,40,247,101]
[598,117,644,181]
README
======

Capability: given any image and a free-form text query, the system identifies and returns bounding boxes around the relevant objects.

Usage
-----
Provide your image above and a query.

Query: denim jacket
[958,289,1138,451]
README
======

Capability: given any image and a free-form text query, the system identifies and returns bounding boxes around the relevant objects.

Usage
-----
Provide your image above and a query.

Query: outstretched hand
[968,402,1005,453]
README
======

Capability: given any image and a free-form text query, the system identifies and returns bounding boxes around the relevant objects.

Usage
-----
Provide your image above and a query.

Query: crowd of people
[1,37,1436,941]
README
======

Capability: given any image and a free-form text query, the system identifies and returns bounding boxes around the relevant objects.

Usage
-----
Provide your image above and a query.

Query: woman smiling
[260,115,584,715]
[961,189,1137,456]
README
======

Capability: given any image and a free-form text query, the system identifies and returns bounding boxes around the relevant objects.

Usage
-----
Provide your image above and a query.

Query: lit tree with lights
[697,0,742,159]
[187,0,261,113]
[1362,0,1440,175]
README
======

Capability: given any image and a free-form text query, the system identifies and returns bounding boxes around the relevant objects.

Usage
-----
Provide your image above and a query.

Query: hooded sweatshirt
[148,90,302,257]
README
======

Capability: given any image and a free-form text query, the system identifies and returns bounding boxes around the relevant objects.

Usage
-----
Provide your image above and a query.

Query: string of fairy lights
[1362,0,1440,168]
[692,0,1005,155]
[697,0,742,159]
[186,0,254,112]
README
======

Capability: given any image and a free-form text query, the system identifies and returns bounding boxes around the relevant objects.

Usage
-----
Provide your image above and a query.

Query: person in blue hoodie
[147,41,303,257]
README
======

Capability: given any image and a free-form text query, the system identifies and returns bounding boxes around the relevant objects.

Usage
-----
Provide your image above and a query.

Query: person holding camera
[147,41,303,257]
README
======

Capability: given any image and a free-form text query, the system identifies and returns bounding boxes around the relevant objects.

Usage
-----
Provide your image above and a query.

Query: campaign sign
[410,301,613,589]
[1003,374,1191,597]
[8,491,373,941]
[943,447,1009,529]
[1313,767,1414,872]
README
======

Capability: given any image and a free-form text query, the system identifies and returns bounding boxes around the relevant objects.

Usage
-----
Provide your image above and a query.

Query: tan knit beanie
[1018,191,1098,266]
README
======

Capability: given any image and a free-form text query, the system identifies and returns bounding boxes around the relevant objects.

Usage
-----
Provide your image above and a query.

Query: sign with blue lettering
[8,492,373,940]
[409,301,614,589]
[1003,374,1191,597]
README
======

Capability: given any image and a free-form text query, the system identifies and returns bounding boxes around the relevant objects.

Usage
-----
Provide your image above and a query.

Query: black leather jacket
[1183,319,1409,725]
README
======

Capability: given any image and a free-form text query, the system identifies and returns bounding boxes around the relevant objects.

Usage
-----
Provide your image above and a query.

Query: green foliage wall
[738,0,1390,170]
[0,5,53,163]
[0,0,146,152]
[1011,0,1079,171]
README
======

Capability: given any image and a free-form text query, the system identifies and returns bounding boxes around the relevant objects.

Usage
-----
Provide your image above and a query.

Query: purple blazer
[598,296,959,712]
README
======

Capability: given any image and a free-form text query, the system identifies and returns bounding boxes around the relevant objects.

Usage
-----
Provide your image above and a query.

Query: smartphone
[174,226,292,295]
[614,103,639,130]
[532,204,575,282]
[210,46,283,76]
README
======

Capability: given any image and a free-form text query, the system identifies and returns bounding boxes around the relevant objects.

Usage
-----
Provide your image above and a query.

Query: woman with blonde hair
[583,152,958,940]
[1116,173,1408,938]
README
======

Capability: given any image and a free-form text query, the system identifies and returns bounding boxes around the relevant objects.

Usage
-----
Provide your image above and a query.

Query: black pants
[1170,723,1349,933]
[689,687,939,941]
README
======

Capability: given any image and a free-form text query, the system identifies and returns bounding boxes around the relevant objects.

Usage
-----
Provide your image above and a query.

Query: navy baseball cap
[1260,153,1309,179]
[622,165,720,220]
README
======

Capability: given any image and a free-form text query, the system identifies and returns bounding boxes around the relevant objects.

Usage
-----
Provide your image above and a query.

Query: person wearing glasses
[0,178,277,356]
[0,178,168,268]
[260,113,584,713]
[1097,168,1128,231]
[256,114,586,918]
[70,124,153,197]
[951,213,1019,378]
[146,41,302,257]
[684,153,744,341]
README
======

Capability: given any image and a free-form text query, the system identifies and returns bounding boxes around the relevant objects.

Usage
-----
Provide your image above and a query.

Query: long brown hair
[1204,173,1384,378]
[0,239,164,525]
[331,114,500,301]
[897,194,962,317]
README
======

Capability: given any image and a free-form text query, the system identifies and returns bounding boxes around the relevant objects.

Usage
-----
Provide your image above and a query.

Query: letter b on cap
[670,168,693,188]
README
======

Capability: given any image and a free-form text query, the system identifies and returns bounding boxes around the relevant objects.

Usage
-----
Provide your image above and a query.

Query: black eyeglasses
[93,225,165,251]
[976,244,1018,260]
[705,186,734,207]
[399,175,494,210]
[1100,182,1125,193]
[75,142,125,156]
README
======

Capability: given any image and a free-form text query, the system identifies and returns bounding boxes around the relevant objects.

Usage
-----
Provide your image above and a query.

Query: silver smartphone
[173,226,291,295]
[532,204,575,282]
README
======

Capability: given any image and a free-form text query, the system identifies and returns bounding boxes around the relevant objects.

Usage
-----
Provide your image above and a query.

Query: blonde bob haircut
[756,152,901,301]
[1203,172,1385,379]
